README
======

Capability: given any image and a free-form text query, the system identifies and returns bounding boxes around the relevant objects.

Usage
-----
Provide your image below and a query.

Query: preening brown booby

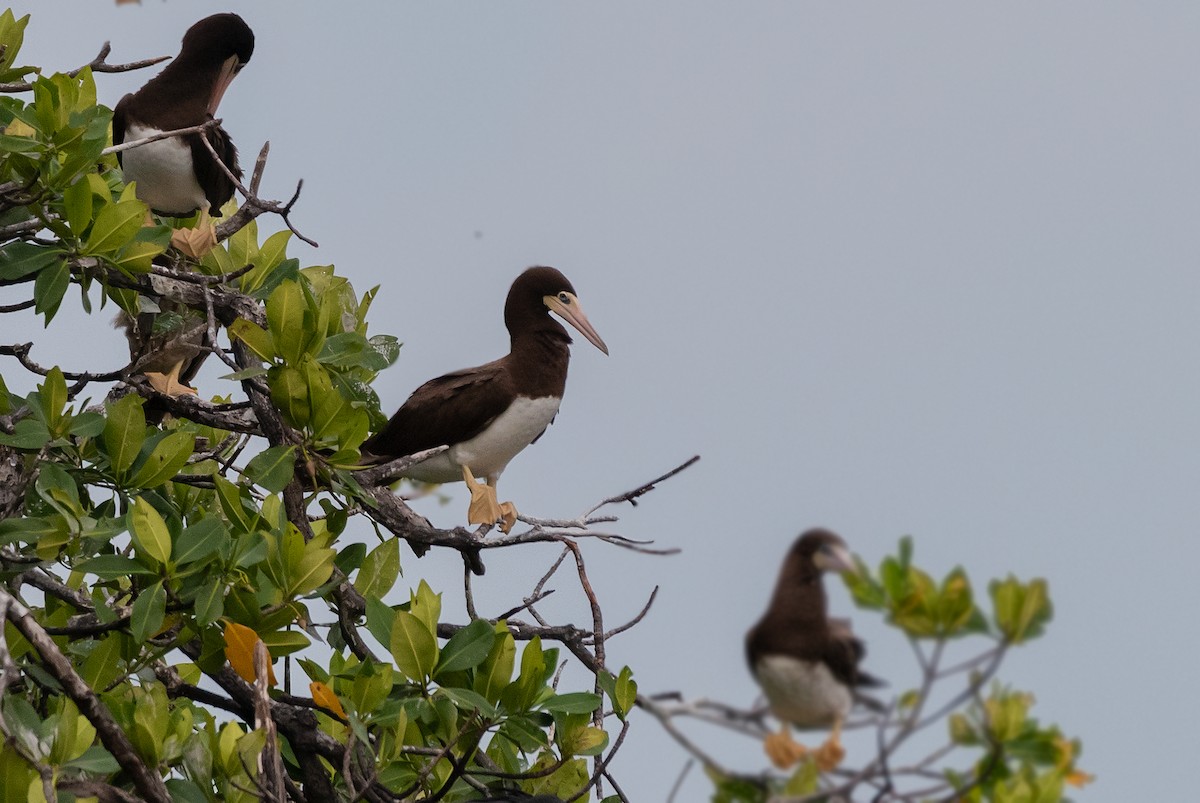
[746,529,883,770]
[111,14,253,398]
[361,267,608,532]
[113,13,254,218]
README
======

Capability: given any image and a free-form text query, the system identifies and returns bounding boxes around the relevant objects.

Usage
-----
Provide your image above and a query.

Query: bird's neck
[767,576,829,629]
[507,328,571,396]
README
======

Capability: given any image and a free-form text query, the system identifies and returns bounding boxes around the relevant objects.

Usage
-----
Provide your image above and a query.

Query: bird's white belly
[121,123,208,215]
[755,655,852,729]
[403,396,562,484]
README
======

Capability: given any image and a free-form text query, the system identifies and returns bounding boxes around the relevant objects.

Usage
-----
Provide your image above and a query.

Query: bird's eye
[558,292,570,304]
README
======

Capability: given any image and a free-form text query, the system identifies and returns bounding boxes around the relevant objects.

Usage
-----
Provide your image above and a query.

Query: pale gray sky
[6,3,1198,800]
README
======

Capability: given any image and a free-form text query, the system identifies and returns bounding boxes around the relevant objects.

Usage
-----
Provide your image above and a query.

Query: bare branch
[0,41,169,93]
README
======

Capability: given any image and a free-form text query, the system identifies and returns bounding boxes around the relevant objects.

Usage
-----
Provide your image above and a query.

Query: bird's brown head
[504,266,609,355]
[175,14,255,114]
[783,528,857,585]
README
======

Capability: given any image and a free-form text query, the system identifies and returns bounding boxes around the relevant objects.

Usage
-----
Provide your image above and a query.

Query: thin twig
[0,41,169,93]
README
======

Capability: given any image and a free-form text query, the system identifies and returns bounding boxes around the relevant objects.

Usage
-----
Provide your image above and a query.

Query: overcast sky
[5,2,1198,800]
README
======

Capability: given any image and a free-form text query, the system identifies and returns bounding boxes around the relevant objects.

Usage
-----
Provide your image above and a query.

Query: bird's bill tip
[545,292,609,355]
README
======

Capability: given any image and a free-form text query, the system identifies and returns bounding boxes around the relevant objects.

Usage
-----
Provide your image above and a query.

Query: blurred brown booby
[746,529,883,770]
[360,267,608,532]
[113,13,254,217]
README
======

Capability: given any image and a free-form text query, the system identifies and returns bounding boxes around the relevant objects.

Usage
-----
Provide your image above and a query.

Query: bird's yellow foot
[812,729,845,771]
[145,361,198,398]
[463,466,503,527]
[496,500,518,534]
[763,727,809,770]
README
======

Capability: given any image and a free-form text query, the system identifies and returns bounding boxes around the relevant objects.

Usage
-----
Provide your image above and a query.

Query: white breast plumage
[402,395,562,484]
[121,122,208,215]
[754,654,852,729]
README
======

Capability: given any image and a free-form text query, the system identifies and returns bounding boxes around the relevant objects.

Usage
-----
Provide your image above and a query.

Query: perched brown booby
[746,529,883,771]
[112,13,254,218]
[112,14,253,397]
[360,267,608,532]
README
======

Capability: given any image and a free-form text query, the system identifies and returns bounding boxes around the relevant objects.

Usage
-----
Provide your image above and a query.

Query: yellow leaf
[223,621,277,686]
[310,681,346,719]
[5,118,36,137]
[1065,770,1095,788]
[170,225,218,259]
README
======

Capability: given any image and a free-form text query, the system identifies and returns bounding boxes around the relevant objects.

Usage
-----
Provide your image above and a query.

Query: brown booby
[112,13,254,218]
[360,267,608,532]
[746,529,883,771]
[112,14,253,397]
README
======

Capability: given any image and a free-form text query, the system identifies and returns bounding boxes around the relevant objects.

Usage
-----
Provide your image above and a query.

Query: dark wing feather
[191,122,240,216]
[112,93,131,166]
[362,358,514,461]
[828,618,884,689]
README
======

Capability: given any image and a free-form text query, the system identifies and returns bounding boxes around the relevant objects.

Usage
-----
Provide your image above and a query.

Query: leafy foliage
[0,16,648,802]
[0,13,1084,803]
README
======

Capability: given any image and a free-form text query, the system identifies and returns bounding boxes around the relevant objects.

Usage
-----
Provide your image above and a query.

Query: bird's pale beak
[207,54,243,116]
[815,544,857,575]
[545,292,609,355]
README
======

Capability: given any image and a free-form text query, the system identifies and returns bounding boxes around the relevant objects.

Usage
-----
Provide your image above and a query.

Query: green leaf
[0,418,50,449]
[193,576,225,627]
[214,475,253,535]
[439,686,497,719]
[389,610,438,683]
[62,177,93,234]
[287,538,336,597]
[436,619,495,676]
[130,581,166,643]
[542,692,602,715]
[348,661,393,717]
[129,497,171,567]
[559,723,608,756]
[267,280,307,365]
[130,430,194,488]
[243,446,296,493]
[613,666,637,720]
[63,746,120,774]
[76,554,157,579]
[0,515,63,546]
[991,577,1053,644]
[228,318,276,362]
[364,596,396,649]
[68,411,105,437]
[173,517,226,565]
[268,365,310,427]
[103,393,145,475]
[260,630,311,656]
[409,579,441,636]
[33,257,69,323]
[355,538,400,600]
[475,626,515,704]
[78,635,124,690]
[84,198,146,255]
[0,242,62,280]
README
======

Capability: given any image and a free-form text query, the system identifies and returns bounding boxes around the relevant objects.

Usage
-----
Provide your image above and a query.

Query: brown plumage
[360,266,607,477]
[112,13,254,216]
[746,529,880,695]
[746,529,882,770]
